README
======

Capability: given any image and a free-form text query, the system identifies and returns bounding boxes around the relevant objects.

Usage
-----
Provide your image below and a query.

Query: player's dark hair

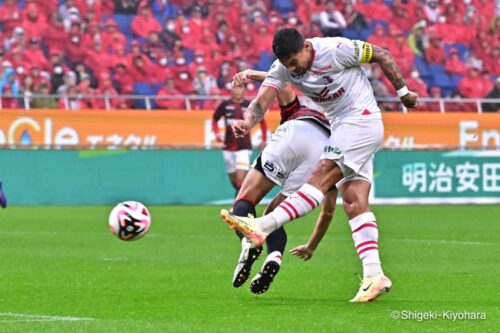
[272,28,305,60]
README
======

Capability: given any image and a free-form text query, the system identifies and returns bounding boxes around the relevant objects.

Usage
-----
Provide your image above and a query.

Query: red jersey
[279,97,330,134]
[213,99,255,151]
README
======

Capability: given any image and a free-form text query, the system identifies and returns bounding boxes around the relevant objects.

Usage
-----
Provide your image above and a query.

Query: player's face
[280,42,313,76]
[231,85,245,100]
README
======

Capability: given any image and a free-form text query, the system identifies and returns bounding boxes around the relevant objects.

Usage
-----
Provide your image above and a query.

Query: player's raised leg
[0,181,7,209]
[221,159,343,246]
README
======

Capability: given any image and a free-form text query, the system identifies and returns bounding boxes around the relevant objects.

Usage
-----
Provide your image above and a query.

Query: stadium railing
[0,94,499,112]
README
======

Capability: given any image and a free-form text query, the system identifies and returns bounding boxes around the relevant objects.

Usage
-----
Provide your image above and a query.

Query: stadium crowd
[0,0,498,111]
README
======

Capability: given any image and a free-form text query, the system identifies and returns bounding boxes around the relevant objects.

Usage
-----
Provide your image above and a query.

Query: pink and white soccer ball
[108,201,151,241]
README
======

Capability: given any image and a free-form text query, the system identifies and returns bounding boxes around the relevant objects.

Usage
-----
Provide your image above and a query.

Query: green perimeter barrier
[1,150,499,205]
[0,150,277,206]
[374,150,500,202]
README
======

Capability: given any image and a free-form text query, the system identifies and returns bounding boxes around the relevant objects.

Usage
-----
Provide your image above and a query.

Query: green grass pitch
[0,205,498,332]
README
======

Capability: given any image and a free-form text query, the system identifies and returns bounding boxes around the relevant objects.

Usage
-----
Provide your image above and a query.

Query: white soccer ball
[108,201,151,241]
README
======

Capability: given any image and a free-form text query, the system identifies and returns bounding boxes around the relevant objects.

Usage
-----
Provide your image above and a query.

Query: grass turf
[0,205,498,332]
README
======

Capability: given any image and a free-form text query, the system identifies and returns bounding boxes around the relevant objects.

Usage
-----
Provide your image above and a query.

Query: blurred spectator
[465,49,483,71]
[318,0,346,37]
[367,24,393,51]
[425,36,445,65]
[94,72,120,109]
[342,2,367,30]
[129,55,157,83]
[57,71,77,95]
[113,63,134,93]
[192,66,217,108]
[24,38,48,71]
[458,67,486,98]
[58,84,81,110]
[0,65,20,98]
[22,3,48,40]
[0,0,23,35]
[85,41,112,76]
[426,86,443,112]
[45,12,67,52]
[483,46,500,76]
[31,82,58,109]
[61,5,81,32]
[1,85,20,108]
[406,69,428,98]
[4,26,27,51]
[424,0,441,24]
[65,22,87,63]
[156,77,185,110]
[444,48,468,76]
[102,18,126,53]
[357,0,392,21]
[368,65,394,111]
[479,71,493,97]
[114,0,141,14]
[389,31,414,76]
[407,21,427,57]
[131,5,161,38]
[143,32,166,61]
[159,19,181,51]
[482,77,500,112]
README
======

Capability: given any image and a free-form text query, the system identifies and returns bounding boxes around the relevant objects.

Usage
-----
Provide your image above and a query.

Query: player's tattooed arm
[369,44,418,107]
[369,44,406,90]
[232,86,277,138]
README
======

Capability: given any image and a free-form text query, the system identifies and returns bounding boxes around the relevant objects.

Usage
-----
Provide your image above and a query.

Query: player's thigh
[322,118,383,180]
[281,132,328,196]
[237,168,276,204]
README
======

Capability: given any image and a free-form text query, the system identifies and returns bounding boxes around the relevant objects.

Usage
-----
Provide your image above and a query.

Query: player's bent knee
[342,197,369,218]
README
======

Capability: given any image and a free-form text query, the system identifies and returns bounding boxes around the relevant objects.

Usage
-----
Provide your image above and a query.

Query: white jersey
[263,37,381,123]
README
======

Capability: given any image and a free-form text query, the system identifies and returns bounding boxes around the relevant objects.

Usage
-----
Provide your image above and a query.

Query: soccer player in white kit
[221,28,418,302]
[229,69,337,294]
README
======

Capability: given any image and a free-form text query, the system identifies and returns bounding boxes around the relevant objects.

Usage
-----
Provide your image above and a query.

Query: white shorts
[254,119,329,196]
[321,117,384,187]
[223,149,251,174]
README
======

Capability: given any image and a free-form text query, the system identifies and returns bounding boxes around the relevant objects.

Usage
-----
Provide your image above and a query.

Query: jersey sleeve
[212,101,225,121]
[333,38,373,69]
[262,60,289,92]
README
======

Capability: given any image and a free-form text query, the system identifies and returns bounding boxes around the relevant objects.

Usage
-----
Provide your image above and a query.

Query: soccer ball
[108,201,151,241]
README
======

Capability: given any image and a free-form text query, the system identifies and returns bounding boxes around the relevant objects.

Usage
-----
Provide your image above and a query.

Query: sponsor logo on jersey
[322,75,333,84]
[323,146,342,155]
[309,87,345,103]
[318,64,333,72]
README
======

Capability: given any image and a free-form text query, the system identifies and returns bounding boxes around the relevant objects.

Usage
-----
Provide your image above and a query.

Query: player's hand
[400,91,418,108]
[232,119,251,138]
[289,245,314,261]
[232,69,250,87]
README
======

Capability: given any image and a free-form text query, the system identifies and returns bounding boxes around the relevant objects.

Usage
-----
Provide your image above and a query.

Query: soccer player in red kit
[212,84,267,195]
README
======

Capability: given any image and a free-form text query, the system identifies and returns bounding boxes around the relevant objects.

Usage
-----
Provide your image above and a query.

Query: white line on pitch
[0,312,94,322]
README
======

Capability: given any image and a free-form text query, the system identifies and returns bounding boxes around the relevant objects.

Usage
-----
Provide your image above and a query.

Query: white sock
[349,212,383,279]
[259,184,324,234]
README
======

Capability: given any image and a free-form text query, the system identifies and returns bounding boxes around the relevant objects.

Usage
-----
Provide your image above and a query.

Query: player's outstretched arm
[370,44,418,108]
[232,85,277,138]
[289,189,338,261]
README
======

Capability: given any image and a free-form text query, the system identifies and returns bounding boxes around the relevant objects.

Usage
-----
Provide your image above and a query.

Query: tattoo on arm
[245,99,266,128]
[370,45,406,90]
